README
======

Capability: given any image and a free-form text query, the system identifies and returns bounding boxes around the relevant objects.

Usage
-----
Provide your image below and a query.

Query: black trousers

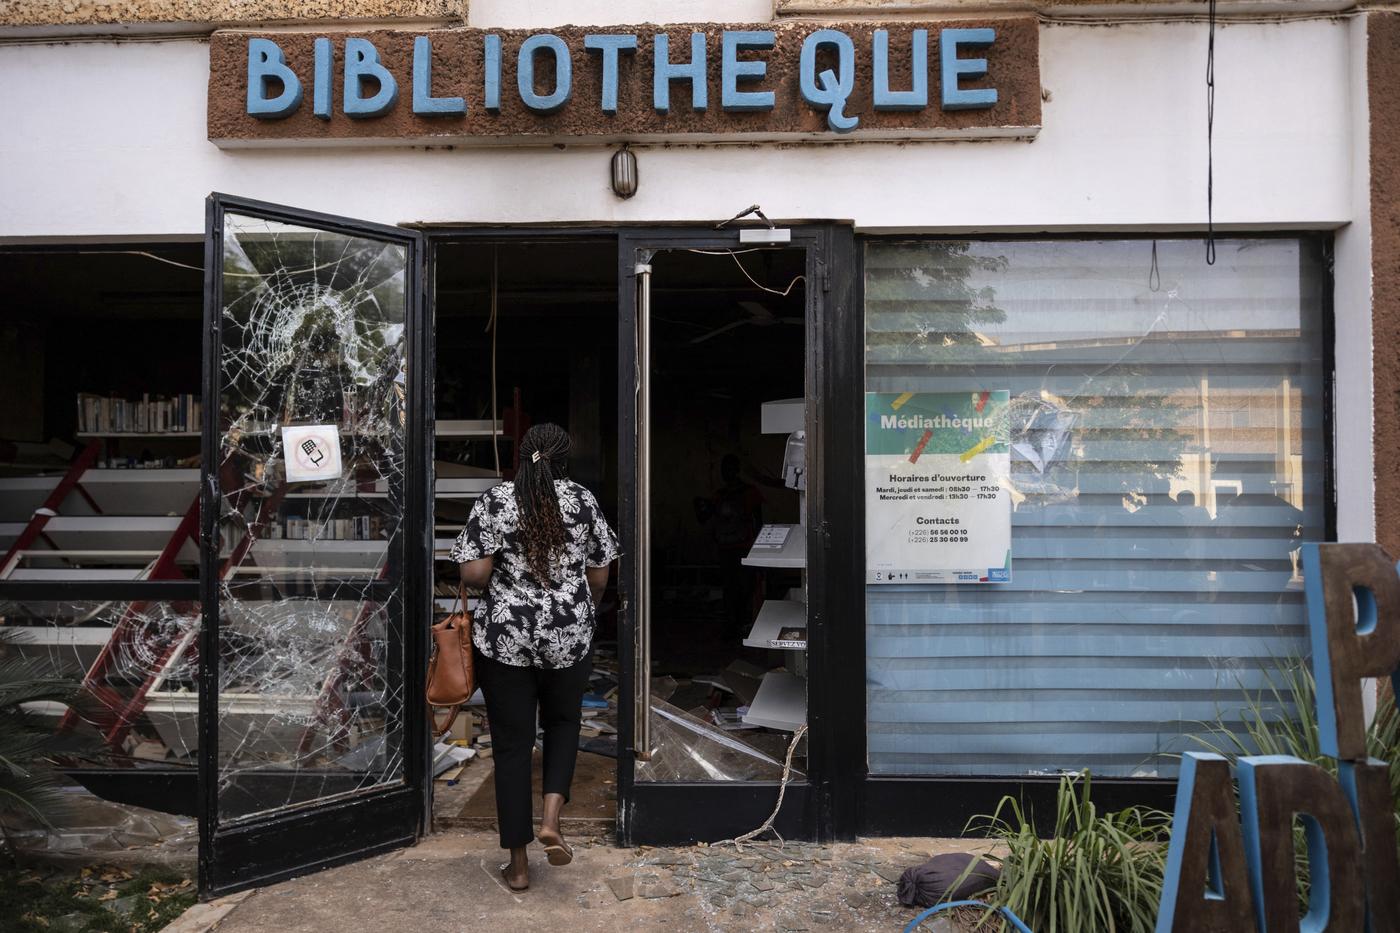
[474,649,593,849]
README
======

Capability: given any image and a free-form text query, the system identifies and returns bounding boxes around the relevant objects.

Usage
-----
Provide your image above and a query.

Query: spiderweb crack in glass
[213,215,409,822]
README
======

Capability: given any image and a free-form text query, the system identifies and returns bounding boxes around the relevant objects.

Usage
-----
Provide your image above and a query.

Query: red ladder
[0,440,103,579]
[59,485,289,752]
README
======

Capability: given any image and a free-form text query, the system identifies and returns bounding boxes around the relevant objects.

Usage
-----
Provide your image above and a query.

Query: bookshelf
[76,392,201,437]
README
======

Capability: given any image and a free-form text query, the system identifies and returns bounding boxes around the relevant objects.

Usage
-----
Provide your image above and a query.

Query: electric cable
[711,724,808,851]
[684,249,806,298]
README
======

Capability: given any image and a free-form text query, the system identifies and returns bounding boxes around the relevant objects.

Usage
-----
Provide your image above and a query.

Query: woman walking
[450,423,618,891]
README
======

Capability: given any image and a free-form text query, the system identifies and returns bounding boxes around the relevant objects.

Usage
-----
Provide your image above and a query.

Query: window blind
[863,238,1327,777]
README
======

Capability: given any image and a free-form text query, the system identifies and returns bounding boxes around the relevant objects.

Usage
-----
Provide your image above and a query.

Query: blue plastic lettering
[343,37,398,118]
[312,37,331,119]
[584,34,638,114]
[873,29,927,111]
[413,35,465,115]
[518,34,572,114]
[940,28,998,111]
[799,29,857,133]
[246,37,302,119]
[653,33,707,113]
[721,30,775,112]
[484,34,502,112]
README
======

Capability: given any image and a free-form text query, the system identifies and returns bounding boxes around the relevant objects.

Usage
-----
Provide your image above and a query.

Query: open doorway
[430,238,622,834]
[429,235,812,836]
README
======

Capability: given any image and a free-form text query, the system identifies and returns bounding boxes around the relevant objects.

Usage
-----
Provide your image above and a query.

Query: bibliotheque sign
[206,20,1041,146]
[865,390,1011,584]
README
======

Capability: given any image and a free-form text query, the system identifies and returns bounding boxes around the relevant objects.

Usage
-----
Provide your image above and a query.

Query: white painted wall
[0,20,1356,237]
[1334,14,1375,548]
[0,17,1375,538]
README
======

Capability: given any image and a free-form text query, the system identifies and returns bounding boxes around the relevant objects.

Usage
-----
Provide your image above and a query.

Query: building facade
[1,0,1396,896]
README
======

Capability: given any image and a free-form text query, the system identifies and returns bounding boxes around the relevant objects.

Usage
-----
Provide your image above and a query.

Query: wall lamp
[611,144,638,199]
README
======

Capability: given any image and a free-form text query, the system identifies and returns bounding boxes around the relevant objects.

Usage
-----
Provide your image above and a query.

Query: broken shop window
[212,214,411,821]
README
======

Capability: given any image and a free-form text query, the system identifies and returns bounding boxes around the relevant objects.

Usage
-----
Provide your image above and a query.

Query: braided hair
[514,423,572,581]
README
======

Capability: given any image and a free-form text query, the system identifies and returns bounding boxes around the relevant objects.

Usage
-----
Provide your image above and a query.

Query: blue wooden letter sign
[1155,543,1400,933]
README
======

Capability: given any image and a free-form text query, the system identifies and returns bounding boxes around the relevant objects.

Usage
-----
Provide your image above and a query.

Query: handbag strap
[430,702,461,739]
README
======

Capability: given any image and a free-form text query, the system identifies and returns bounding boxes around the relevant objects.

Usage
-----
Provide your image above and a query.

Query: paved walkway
[174,830,981,933]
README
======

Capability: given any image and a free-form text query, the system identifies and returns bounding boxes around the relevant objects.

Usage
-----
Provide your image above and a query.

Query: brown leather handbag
[427,586,476,738]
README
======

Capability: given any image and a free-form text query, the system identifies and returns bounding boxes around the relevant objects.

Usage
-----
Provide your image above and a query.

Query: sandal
[500,864,529,891]
[537,831,573,866]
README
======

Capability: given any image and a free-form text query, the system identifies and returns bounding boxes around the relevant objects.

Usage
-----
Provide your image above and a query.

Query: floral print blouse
[450,479,619,669]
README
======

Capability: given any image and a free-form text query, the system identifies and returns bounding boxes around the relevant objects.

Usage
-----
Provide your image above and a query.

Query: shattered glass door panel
[214,214,408,823]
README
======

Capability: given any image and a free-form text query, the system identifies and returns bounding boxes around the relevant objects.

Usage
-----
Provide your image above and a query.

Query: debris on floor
[3,786,196,871]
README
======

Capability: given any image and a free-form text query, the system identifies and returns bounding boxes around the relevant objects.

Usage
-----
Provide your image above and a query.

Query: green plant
[963,773,1170,933]
[0,653,86,841]
[1191,656,1400,848]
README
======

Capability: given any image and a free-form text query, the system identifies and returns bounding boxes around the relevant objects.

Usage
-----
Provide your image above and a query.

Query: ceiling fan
[690,300,803,345]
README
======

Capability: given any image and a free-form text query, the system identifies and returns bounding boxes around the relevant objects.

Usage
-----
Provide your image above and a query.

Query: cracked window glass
[0,598,198,764]
[864,238,1327,778]
[214,214,408,822]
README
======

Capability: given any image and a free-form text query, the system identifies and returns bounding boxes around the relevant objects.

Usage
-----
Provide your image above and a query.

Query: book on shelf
[768,627,807,650]
[268,515,381,541]
[76,392,202,435]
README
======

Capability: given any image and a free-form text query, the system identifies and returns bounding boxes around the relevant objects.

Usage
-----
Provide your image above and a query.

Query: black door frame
[613,224,859,845]
[199,194,433,896]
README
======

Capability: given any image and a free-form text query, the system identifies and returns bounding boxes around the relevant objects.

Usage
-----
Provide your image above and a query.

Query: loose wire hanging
[1205,0,1218,265]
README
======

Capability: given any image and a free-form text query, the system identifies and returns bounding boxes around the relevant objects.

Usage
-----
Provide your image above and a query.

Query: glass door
[199,195,431,895]
[616,226,844,845]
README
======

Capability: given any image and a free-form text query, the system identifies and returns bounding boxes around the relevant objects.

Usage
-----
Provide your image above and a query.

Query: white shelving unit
[431,419,512,616]
[0,469,197,518]
[245,539,387,572]
[0,468,199,581]
[741,524,806,569]
[76,432,198,438]
[741,399,808,734]
[436,476,500,498]
[435,419,503,438]
[760,398,804,435]
[742,598,807,649]
[8,625,121,674]
[40,516,194,558]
